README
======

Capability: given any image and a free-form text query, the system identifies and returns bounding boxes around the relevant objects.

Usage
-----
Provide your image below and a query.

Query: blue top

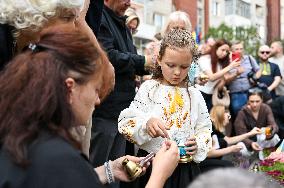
[228,55,260,93]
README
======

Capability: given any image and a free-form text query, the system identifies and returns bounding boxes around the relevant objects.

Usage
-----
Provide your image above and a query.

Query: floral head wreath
[159,28,200,63]
[152,28,200,79]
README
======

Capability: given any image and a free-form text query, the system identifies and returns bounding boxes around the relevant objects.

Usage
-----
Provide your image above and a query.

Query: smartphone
[232,52,241,61]
[139,152,155,166]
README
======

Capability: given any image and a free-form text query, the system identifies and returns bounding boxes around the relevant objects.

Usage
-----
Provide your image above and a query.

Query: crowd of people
[0,0,283,188]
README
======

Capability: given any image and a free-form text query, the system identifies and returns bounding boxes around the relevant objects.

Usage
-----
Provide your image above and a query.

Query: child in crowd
[118,28,212,188]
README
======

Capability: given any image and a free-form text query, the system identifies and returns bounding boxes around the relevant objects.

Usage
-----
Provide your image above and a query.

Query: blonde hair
[210,105,225,132]
[162,11,192,36]
[125,8,140,28]
[0,0,84,30]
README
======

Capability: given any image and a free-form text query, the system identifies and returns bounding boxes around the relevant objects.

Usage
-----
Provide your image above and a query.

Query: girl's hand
[184,137,197,155]
[251,142,262,151]
[229,144,243,153]
[249,127,262,136]
[146,118,169,138]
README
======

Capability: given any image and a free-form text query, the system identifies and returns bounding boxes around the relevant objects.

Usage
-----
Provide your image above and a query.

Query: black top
[258,62,282,99]
[0,24,14,71]
[212,125,228,149]
[86,0,104,36]
[211,125,228,160]
[0,132,104,188]
[269,96,284,138]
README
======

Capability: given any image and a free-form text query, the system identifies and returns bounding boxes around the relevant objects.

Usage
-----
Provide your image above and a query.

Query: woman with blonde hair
[162,11,192,36]
[199,105,261,172]
[0,0,86,50]
[0,0,101,69]
[125,8,140,35]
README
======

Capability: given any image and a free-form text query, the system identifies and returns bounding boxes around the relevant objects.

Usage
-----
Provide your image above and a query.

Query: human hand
[236,66,245,75]
[144,55,156,69]
[251,142,262,151]
[230,144,243,153]
[249,127,262,136]
[247,104,251,110]
[229,59,241,69]
[146,117,169,138]
[151,140,179,182]
[196,74,209,85]
[111,155,148,182]
[184,137,197,155]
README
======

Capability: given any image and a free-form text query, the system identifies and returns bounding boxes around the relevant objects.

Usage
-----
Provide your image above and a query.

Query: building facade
[131,0,282,52]
[131,0,174,54]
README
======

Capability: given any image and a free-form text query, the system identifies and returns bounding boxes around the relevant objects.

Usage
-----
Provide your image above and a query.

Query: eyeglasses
[260,51,270,55]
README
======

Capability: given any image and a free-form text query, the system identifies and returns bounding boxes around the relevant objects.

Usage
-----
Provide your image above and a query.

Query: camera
[247,71,258,86]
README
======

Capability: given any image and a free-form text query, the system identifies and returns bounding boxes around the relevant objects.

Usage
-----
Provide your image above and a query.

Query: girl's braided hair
[152,28,200,79]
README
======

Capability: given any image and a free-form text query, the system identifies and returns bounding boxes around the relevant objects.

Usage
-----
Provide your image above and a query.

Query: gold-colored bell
[122,158,143,180]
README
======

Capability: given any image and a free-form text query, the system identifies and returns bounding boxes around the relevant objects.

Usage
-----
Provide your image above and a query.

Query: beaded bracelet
[104,160,115,184]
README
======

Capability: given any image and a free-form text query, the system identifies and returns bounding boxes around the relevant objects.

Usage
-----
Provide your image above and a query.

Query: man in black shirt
[89,0,152,173]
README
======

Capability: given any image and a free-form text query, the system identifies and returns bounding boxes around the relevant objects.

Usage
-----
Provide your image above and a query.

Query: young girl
[118,29,212,188]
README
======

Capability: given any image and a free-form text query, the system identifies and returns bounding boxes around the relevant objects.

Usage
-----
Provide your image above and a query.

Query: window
[197,8,203,30]
[153,13,164,30]
[255,5,264,18]
[225,0,234,15]
[236,0,250,18]
[212,1,220,16]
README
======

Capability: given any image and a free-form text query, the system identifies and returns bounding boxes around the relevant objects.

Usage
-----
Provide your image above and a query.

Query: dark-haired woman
[234,89,280,154]
[196,39,241,111]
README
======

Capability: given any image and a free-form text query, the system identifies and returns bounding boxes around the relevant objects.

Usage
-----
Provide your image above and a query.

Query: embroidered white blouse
[118,80,212,163]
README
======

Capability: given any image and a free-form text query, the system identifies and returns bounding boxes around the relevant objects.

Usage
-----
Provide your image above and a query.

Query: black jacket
[269,96,284,138]
[94,6,146,120]
[0,132,103,188]
[0,24,14,71]
[86,0,104,36]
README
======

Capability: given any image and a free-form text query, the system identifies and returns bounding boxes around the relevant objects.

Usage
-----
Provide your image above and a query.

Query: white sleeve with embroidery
[192,90,212,163]
[118,81,154,146]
